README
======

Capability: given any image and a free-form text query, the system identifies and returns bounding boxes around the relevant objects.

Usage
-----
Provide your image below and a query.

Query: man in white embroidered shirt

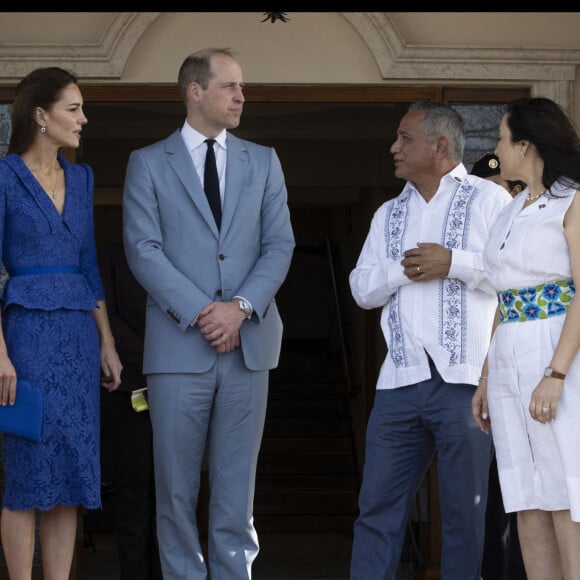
[349,101,512,580]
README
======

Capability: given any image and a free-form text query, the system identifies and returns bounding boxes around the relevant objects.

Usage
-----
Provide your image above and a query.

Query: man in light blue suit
[122,47,295,580]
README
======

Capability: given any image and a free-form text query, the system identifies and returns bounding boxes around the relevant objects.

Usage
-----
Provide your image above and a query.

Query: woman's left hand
[100,344,123,392]
[529,378,563,423]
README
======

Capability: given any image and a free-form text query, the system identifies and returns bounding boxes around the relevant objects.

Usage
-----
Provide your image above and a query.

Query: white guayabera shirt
[350,164,512,390]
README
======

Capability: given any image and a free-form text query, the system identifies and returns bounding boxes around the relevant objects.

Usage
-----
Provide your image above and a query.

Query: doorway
[0,82,530,576]
[79,86,431,402]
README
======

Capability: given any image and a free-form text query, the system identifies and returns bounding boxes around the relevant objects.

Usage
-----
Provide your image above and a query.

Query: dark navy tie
[204,139,221,229]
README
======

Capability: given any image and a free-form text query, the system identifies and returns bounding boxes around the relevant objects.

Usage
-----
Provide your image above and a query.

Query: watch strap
[545,366,566,380]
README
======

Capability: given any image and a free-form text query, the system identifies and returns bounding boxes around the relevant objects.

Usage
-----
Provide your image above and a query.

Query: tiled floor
[78,531,425,580]
[80,531,353,580]
[0,530,421,580]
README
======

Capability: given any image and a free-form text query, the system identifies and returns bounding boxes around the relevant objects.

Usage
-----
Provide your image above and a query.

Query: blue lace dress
[0,153,104,511]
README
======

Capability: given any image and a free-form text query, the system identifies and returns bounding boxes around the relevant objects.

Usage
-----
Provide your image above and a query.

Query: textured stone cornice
[343,13,579,82]
[0,13,160,79]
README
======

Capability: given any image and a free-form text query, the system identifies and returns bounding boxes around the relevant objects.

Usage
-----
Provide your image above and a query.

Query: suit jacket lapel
[221,134,247,235]
[165,130,220,237]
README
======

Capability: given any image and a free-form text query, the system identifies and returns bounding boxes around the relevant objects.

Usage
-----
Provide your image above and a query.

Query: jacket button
[216,290,222,297]
[218,254,225,260]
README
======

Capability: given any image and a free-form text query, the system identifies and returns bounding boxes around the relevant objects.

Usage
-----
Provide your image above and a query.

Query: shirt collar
[447,162,467,184]
[181,121,227,151]
[405,163,468,198]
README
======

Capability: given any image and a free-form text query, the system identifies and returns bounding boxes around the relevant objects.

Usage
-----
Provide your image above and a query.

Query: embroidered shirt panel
[350,166,512,389]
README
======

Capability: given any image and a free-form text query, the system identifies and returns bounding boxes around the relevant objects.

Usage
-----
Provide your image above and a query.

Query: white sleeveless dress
[483,182,580,521]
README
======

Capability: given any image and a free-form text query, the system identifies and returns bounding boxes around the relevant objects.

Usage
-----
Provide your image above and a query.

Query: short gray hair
[408,101,465,164]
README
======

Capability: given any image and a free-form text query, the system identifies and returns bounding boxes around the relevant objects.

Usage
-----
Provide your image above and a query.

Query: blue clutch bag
[0,379,44,442]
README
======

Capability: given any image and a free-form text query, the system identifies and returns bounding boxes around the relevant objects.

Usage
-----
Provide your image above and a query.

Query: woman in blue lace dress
[0,67,122,579]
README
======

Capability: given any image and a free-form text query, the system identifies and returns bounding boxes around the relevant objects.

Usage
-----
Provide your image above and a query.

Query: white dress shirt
[180,121,253,320]
[350,164,512,390]
[181,121,227,206]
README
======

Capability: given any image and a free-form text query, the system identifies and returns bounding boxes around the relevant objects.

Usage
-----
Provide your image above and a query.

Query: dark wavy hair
[8,67,78,155]
[505,97,580,194]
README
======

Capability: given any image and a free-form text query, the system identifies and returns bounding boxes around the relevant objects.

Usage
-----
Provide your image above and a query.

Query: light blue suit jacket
[122,129,295,374]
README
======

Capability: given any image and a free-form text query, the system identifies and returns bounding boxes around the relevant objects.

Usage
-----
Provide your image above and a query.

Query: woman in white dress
[472,97,580,580]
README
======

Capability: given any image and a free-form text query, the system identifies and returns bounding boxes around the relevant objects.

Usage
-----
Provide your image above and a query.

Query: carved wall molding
[345,13,579,81]
[0,13,160,79]
[0,12,576,112]
[343,12,578,112]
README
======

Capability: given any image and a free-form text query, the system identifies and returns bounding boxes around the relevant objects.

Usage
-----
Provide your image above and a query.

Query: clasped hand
[401,242,451,281]
[197,301,243,353]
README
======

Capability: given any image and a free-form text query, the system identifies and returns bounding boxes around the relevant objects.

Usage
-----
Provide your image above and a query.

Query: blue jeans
[350,364,492,580]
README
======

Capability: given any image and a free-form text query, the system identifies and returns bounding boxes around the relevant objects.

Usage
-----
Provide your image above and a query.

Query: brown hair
[177,47,237,103]
[8,66,78,155]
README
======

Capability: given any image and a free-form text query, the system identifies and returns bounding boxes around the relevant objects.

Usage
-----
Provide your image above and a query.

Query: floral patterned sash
[498,279,575,323]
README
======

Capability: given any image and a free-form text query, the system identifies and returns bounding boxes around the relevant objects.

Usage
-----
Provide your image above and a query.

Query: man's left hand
[197,301,243,353]
[401,242,451,281]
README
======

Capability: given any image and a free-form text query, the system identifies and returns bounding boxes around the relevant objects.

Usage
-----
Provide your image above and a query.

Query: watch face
[544,367,552,377]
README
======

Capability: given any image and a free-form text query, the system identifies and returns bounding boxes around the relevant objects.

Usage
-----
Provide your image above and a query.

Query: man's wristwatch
[544,366,566,380]
[234,298,252,319]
